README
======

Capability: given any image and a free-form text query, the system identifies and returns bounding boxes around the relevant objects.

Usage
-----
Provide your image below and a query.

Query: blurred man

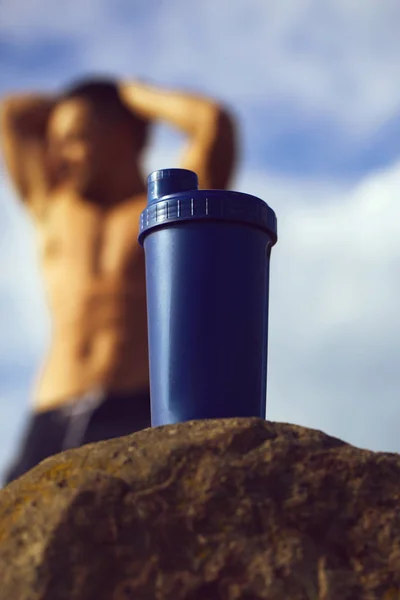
[0,78,236,484]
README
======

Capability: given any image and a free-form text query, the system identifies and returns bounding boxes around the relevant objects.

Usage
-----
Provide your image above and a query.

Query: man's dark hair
[61,78,149,152]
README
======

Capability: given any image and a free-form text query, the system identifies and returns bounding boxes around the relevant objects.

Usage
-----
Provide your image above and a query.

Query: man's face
[46,98,109,195]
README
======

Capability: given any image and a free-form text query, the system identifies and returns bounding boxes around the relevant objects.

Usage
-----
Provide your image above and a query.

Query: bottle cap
[139,168,277,245]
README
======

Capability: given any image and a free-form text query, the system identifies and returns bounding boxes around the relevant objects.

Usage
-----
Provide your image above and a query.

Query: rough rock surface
[0,417,400,600]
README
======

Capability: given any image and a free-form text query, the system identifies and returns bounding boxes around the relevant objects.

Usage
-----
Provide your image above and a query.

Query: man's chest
[37,196,146,277]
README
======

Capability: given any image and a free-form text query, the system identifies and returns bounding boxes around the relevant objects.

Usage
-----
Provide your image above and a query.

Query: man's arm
[0,94,55,202]
[120,82,237,189]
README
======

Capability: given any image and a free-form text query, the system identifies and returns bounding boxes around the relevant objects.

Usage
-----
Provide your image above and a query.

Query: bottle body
[144,219,273,426]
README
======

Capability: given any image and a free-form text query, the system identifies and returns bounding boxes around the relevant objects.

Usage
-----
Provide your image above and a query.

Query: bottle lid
[139,168,277,245]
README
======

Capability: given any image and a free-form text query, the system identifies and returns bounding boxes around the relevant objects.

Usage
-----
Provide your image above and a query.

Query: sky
[1,0,400,478]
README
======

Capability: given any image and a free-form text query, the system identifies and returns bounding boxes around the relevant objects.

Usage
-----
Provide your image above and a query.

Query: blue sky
[1,0,400,477]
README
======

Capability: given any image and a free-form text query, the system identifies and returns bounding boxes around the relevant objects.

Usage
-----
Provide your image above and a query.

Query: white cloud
[1,0,400,140]
[264,161,400,452]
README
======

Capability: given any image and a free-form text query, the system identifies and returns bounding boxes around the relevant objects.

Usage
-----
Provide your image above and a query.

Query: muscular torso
[32,190,149,411]
[2,86,235,413]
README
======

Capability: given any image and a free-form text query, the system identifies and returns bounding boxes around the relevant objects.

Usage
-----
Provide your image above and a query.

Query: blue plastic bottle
[139,169,277,426]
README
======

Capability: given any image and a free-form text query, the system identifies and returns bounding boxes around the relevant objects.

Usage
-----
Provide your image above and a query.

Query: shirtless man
[0,78,236,484]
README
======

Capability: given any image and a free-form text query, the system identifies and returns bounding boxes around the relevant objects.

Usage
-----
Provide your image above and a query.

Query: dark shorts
[2,388,151,486]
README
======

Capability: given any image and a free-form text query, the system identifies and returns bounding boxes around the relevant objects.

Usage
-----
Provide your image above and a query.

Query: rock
[0,417,400,599]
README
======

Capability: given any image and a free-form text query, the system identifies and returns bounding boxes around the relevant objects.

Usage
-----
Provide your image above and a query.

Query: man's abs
[34,288,149,411]
[32,191,149,411]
